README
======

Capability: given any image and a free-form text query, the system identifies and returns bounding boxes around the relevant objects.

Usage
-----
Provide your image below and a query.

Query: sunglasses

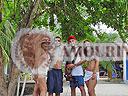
[55,39,61,42]
[69,39,75,42]
[41,41,51,45]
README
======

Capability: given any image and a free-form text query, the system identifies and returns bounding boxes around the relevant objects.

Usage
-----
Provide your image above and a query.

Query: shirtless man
[32,35,52,96]
[83,40,99,96]
[11,28,54,96]
[47,36,64,96]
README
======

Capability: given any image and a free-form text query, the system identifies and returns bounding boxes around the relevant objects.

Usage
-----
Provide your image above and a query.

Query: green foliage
[1,0,127,66]
[100,60,113,72]
[0,20,16,65]
[96,32,119,43]
[33,12,49,28]
[83,0,128,42]
[2,0,128,41]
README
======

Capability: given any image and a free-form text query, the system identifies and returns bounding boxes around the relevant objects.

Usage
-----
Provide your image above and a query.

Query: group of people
[32,35,99,96]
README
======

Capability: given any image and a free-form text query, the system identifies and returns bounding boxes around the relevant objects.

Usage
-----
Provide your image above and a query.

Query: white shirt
[67,46,84,76]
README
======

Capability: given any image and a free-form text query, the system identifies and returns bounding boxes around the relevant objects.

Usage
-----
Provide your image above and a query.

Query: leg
[33,83,40,96]
[48,93,53,96]
[55,93,60,96]
[71,87,76,96]
[70,79,76,96]
[38,75,47,96]
[54,69,63,95]
[79,85,86,96]
[86,78,97,96]
[75,76,86,96]
[47,70,55,96]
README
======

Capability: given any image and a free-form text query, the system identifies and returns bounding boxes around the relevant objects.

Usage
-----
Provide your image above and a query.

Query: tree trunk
[7,64,20,96]
[0,47,8,96]
[0,0,2,22]
[20,0,42,28]
[108,69,112,80]
[6,0,42,94]
[0,45,20,96]
[0,11,2,22]
[0,1,45,95]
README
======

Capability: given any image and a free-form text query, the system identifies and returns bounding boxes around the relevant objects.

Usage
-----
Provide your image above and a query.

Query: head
[83,39,93,57]
[54,36,61,47]
[41,36,51,51]
[68,36,76,46]
[83,39,91,43]
[83,39,92,47]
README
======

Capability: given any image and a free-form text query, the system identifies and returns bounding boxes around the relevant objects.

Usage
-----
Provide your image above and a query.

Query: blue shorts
[70,76,84,88]
[47,69,63,94]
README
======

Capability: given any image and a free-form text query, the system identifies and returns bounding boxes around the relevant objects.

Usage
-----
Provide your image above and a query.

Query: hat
[67,36,76,42]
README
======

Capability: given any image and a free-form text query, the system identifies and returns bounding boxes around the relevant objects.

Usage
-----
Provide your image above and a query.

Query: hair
[55,36,61,40]
[83,39,92,43]
[11,28,53,72]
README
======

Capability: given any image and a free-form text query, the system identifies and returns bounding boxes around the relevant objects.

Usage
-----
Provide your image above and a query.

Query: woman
[83,40,99,96]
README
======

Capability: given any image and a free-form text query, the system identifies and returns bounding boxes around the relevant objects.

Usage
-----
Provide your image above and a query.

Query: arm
[123,43,128,52]
[67,59,87,68]
[75,59,87,67]
[74,47,87,67]
[93,59,99,73]
[91,58,99,79]
[33,75,38,83]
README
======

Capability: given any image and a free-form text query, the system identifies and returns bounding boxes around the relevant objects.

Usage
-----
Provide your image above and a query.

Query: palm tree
[0,0,46,95]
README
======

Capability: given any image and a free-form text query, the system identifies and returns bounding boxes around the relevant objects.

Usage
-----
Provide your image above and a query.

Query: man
[83,40,99,96]
[11,28,54,96]
[32,35,51,96]
[47,36,64,96]
[65,36,86,96]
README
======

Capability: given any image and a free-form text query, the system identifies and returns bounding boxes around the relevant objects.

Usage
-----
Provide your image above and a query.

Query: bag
[64,61,73,81]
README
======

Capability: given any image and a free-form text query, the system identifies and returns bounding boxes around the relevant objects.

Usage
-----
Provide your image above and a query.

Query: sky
[91,22,117,34]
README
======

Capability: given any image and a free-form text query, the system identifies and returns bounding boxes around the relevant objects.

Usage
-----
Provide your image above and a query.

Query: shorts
[84,70,99,82]
[70,76,84,88]
[31,65,49,77]
[47,69,63,94]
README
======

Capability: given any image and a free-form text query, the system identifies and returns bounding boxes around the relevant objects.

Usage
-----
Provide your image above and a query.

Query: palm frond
[0,20,16,65]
